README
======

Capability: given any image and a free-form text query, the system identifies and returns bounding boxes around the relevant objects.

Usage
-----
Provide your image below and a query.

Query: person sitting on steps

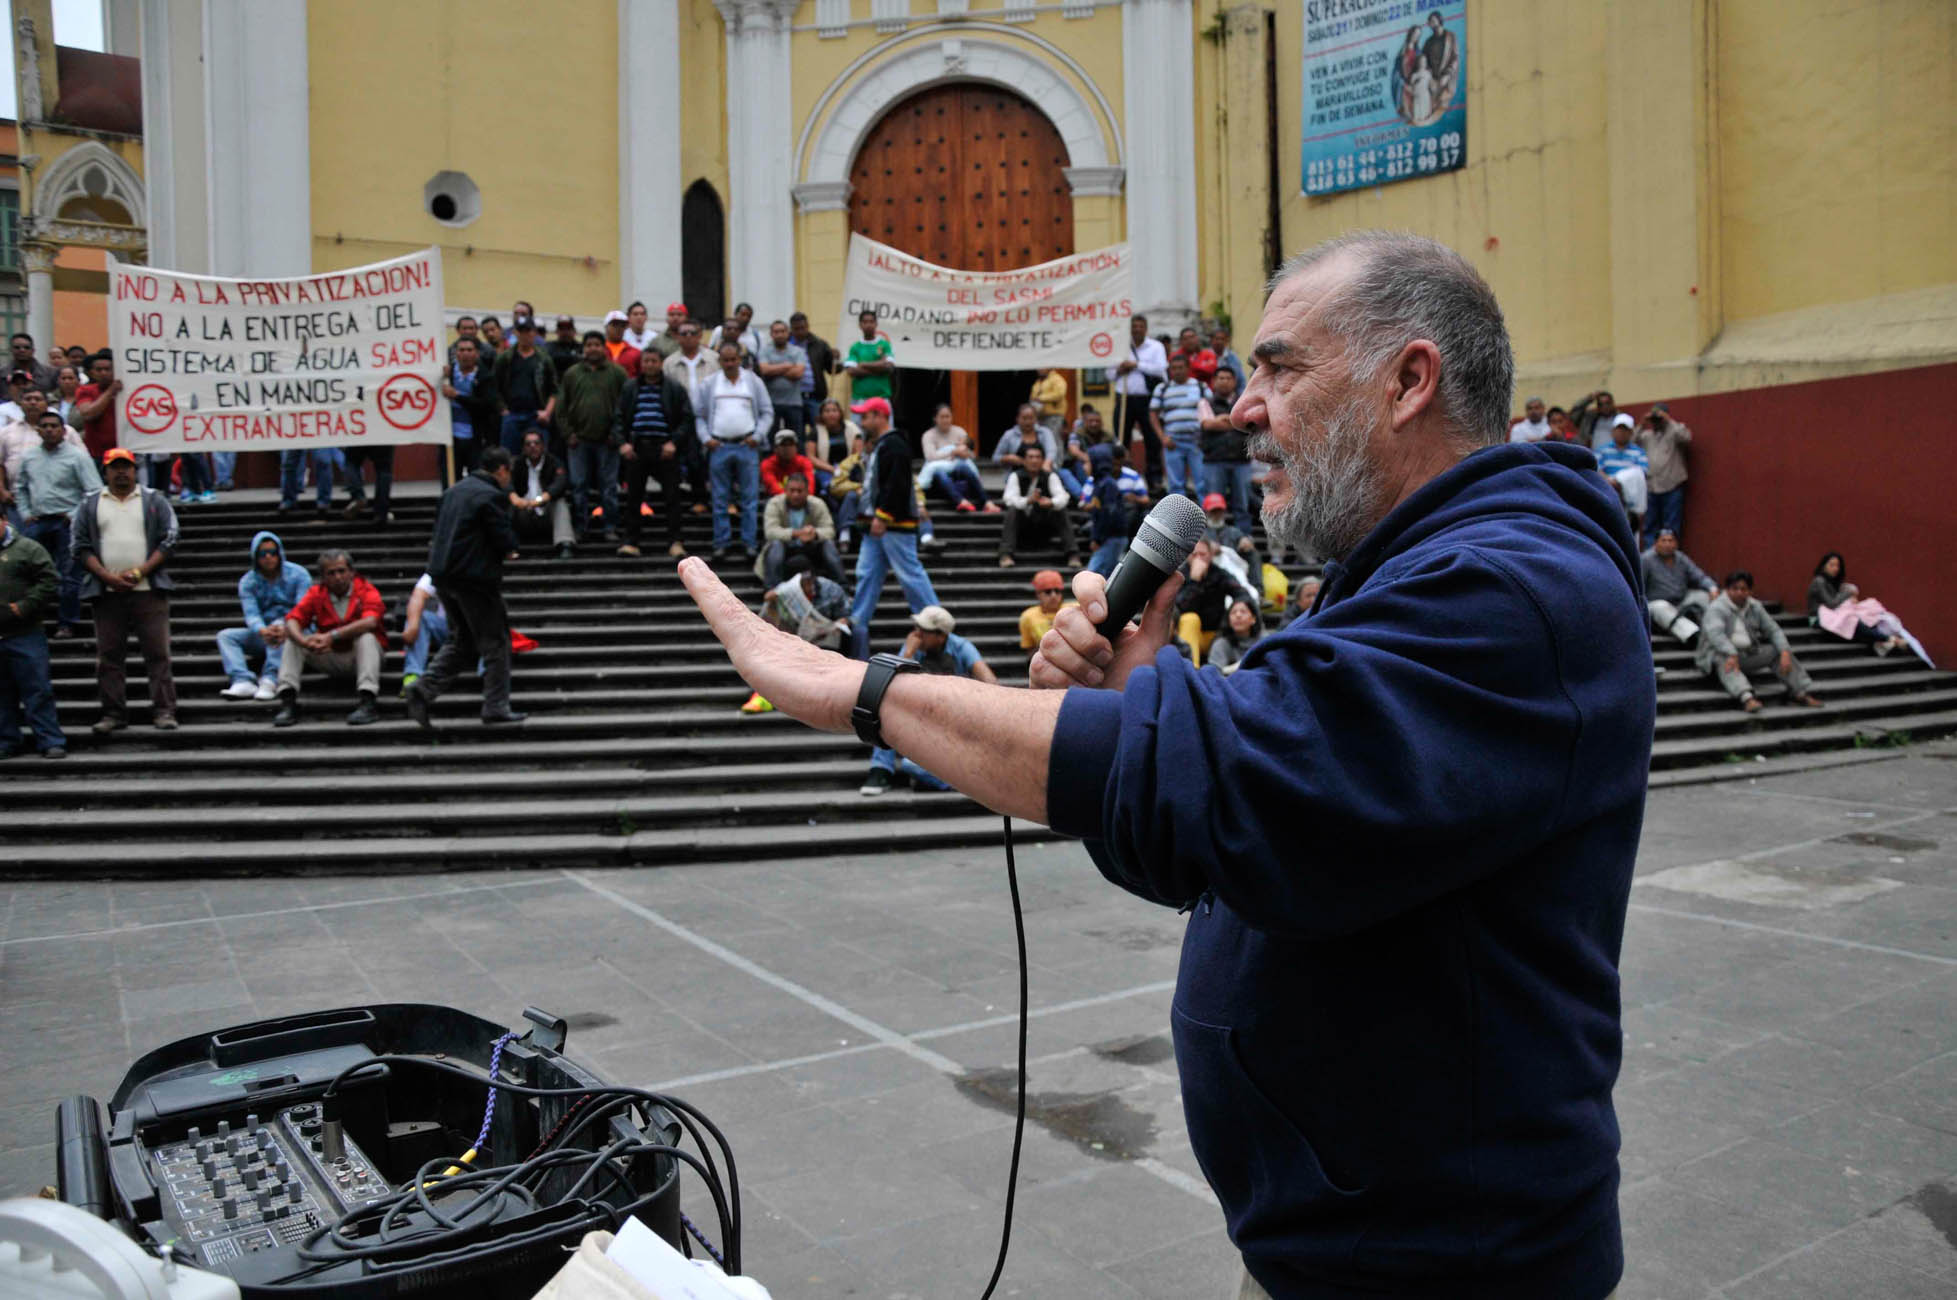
[272,548,388,728]
[1696,569,1823,713]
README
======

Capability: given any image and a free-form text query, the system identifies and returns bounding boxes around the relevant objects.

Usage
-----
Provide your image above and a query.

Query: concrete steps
[14,486,1953,876]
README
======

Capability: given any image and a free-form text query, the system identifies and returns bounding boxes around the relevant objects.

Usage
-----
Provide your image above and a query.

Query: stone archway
[800,33,1120,192]
[847,82,1076,442]
[22,140,148,357]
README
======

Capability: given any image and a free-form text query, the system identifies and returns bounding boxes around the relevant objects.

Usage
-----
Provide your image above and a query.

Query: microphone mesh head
[1139,493,1209,563]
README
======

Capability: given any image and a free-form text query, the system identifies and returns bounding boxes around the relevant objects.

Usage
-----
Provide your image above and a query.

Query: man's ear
[1388,340,1442,431]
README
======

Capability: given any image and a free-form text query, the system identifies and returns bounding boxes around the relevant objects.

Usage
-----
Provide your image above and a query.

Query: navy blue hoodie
[1048,442,1653,1300]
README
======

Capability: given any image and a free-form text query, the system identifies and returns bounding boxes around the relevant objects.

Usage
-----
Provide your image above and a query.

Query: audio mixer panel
[149,1104,389,1268]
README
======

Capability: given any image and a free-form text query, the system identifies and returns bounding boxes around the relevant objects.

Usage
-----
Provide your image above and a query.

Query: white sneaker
[220,680,258,699]
[253,678,280,701]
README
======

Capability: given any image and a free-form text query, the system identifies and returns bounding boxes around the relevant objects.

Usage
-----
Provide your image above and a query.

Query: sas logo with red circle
[125,385,179,435]
[377,373,438,430]
[1088,332,1114,359]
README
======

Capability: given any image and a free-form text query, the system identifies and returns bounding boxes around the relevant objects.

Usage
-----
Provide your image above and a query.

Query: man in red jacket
[759,430,817,497]
[273,548,388,727]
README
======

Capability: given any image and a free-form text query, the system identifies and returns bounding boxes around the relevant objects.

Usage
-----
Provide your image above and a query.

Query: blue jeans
[918,458,987,507]
[1204,460,1255,522]
[148,453,209,495]
[567,441,621,534]
[1057,467,1086,500]
[849,529,940,659]
[216,626,286,684]
[709,442,761,550]
[213,452,237,487]
[403,606,450,678]
[1163,443,1204,499]
[833,490,860,537]
[1088,536,1128,577]
[23,516,80,629]
[500,411,541,456]
[869,747,949,790]
[0,629,64,753]
[280,449,333,508]
[1647,485,1686,539]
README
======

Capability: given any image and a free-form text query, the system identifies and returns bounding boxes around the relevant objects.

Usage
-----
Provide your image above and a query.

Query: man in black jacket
[508,428,575,559]
[843,397,939,659]
[407,445,524,726]
[612,348,697,559]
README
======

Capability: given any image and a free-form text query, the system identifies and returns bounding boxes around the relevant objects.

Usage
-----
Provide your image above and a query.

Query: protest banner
[837,235,1133,371]
[1301,0,1467,197]
[105,248,450,454]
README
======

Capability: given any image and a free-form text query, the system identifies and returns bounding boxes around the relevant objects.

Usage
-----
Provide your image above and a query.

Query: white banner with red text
[105,248,451,454]
[837,235,1133,371]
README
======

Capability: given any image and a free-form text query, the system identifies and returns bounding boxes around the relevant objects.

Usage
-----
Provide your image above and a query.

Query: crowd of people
[0,308,1933,761]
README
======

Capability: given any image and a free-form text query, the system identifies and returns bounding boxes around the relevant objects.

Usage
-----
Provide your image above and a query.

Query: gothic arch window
[34,141,146,228]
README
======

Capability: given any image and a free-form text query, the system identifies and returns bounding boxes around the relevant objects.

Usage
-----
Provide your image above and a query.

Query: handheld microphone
[1096,494,1208,636]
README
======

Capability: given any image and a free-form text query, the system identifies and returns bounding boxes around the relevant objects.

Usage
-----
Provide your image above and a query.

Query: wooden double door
[848,83,1075,447]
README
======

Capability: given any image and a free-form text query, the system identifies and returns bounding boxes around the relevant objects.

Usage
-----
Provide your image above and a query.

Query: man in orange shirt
[601,310,643,376]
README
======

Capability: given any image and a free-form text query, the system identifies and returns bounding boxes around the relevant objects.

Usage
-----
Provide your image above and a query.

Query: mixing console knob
[222,1200,239,1221]
[187,1127,202,1141]
[194,1142,213,1159]
[217,1121,231,1136]
[241,1169,260,1190]
[256,1191,274,1211]
[201,1160,219,1181]
[245,1113,260,1127]
[285,1181,302,1200]
[210,1176,228,1199]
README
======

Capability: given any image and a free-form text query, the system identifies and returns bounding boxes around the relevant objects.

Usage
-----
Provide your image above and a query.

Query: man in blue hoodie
[676,231,1649,1300]
[216,531,310,701]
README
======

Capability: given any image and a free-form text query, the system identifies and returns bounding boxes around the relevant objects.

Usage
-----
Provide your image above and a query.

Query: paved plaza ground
[4,743,1956,1299]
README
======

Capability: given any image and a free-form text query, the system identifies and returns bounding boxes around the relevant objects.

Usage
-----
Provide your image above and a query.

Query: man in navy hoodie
[676,231,1650,1300]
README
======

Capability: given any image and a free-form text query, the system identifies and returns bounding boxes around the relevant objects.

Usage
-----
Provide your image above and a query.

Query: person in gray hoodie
[217,530,311,700]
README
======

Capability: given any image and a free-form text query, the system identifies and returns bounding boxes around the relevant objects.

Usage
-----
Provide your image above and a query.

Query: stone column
[203,0,312,276]
[22,243,56,355]
[1122,0,1200,330]
[716,0,799,323]
[619,0,683,306]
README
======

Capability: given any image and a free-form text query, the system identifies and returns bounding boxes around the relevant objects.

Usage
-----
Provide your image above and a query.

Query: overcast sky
[1,1,109,121]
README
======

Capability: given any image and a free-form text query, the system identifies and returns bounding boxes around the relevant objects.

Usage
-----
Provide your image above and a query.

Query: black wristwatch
[852,652,924,748]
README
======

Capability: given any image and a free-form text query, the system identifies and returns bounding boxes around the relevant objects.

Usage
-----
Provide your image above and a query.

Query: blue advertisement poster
[1301,1,1467,197]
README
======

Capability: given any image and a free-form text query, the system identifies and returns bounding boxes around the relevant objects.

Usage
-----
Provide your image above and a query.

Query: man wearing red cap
[843,396,938,659]
[650,303,689,358]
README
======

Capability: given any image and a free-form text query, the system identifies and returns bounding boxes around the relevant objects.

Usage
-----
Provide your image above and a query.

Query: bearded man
[674,231,1649,1300]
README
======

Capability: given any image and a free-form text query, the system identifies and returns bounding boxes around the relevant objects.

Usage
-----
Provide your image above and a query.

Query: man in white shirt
[998,444,1081,568]
[70,448,179,733]
[1508,396,1551,443]
[1113,314,1169,493]
[695,341,774,562]
[620,300,655,353]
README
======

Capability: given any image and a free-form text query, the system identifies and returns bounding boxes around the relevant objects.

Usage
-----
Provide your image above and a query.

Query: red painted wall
[1633,362,1957,666]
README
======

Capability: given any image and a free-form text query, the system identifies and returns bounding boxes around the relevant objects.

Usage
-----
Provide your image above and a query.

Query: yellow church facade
[97,0,1957,416]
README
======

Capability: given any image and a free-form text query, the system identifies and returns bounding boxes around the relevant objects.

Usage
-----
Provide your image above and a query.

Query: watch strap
[852,653,923,748]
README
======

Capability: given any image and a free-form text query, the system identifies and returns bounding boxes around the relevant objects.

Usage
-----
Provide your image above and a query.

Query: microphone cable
[978,813,1029,1299]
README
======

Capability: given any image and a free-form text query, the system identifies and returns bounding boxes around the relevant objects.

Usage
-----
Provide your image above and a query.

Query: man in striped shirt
[615,349,698,558]
[1150,352,1208,501]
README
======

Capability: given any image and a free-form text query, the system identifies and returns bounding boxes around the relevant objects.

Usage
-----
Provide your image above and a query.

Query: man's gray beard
[1255,393,1384,562]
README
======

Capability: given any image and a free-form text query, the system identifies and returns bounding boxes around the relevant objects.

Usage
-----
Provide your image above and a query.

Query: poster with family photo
[1301,1,1467,197]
